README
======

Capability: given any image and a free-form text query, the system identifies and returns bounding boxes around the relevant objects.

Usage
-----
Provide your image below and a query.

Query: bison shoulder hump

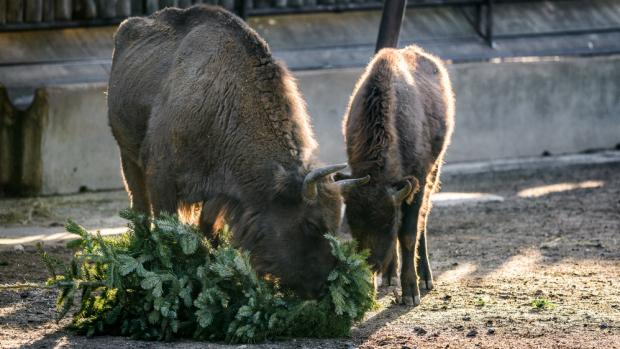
[114,17,152,49]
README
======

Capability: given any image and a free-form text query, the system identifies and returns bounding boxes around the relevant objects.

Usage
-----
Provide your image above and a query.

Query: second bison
[339,46,455,305]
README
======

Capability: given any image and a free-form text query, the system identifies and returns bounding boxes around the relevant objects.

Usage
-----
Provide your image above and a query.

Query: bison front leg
[145,161,178,217]
[417,222,433,290]
[417,164,440,290]
[398,186,425,306]
[120,152,150,215]
[382,245,400,287]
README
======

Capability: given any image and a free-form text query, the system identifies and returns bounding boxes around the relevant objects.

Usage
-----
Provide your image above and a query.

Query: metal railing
[0,0,616,49]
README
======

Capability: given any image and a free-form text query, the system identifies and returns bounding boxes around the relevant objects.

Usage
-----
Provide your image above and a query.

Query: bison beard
[340,45,455,306]
[107,5,367,298]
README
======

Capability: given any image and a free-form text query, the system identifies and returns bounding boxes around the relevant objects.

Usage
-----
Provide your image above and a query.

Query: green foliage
[44,209,375,343]
[530,297,555,311]
[474,297,486,307]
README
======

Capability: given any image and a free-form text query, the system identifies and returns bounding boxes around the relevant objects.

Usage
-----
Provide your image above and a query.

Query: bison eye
[305,221,324,234]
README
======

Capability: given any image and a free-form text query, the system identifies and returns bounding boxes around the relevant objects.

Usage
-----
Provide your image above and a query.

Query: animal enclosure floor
[1,159,619,348]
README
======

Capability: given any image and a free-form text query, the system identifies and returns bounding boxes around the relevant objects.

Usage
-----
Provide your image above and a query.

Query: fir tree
[44,209,375,343]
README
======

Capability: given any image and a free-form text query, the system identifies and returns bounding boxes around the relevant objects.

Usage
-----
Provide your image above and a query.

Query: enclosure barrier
[3,1,608,48]
[0,83,122,196]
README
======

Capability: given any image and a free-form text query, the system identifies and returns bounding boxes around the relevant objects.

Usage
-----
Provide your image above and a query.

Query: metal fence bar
[24,0,43,22]
[485,0,494,47]
[7,0,24,23]
[375,0,408,52]
[0,0,6,24]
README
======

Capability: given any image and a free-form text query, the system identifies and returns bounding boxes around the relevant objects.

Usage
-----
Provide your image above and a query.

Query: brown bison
[107,6,367,298]
[338,46,455,305]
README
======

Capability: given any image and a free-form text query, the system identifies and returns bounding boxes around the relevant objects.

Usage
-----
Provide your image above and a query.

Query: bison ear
[392,176,420,205]
[270,163,303,203]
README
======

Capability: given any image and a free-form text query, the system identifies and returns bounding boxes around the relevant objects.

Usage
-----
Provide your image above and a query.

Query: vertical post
[131,0,143,15]
[0,0,5,24]
[375,0,408,53]
[7,0,24,23]
[145,0,159,14]
[25,0,43,22]
[42,0,54,21]
[82,0,98,19]
[55,0,73,20]
[235,0,249,20]
[485,0,494,48]
[117,0,132,17]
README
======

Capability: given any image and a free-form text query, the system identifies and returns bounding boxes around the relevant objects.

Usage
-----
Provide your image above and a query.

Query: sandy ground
[1,157,619,348]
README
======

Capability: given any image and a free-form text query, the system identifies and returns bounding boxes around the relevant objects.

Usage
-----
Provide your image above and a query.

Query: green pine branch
[41,210,375,343]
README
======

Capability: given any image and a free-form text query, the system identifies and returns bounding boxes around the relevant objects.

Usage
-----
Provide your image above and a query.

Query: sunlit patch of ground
[517,180,605,198]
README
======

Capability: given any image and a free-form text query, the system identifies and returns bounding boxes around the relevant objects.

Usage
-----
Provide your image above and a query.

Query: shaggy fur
[340,46,455,305]
[108,5,342,297]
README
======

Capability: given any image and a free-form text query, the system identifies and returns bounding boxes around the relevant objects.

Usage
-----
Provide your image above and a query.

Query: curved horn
[393,180,414,203]
[302,163,348,201]
[335,175,371,193]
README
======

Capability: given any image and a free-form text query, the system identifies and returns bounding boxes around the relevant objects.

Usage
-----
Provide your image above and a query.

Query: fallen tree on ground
[42,209,375,343]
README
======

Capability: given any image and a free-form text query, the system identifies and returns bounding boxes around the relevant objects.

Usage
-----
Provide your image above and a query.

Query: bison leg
[399,183,425,306]
[120,152,150,215]
[417,165,440,290]
[145,162,178,217]
[417,221,433,290]
[382,244,400,286]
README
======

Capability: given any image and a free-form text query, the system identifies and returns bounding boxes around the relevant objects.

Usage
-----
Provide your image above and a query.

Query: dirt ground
[1,159,619,348]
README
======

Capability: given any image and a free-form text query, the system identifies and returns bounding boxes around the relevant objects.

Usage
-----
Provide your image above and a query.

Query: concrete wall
[2,55,619,195]
[302,55,620,164]
[0,83,122,196]
[38,84,121,194]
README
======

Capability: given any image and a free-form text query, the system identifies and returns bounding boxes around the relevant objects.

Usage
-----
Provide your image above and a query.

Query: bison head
[230,163,369,298]
[337,175,420,274]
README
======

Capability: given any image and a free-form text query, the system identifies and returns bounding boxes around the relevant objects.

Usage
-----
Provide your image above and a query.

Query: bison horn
[393,180,414,203]
[302,163,348,201]
[335,175,371,193]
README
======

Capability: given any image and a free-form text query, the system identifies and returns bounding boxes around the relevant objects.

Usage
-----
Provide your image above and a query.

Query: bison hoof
[402,295,421,306]
[392,289,402,304]
[423,278,434,291]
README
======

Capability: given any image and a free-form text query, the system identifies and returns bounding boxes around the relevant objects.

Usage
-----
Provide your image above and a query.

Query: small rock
[600,323,609,329]
[466,329,478,338]
[401,346,412,349]
[487,327,496,335]
[19,291,30,299]
[441,294,452,301]
[485,320,493,327]
[454,324,464,331]
[462,315,471,321]
[452,262,459,266]
[13,244,25,252]
[534,289,543,296]
[413,326,427,336]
